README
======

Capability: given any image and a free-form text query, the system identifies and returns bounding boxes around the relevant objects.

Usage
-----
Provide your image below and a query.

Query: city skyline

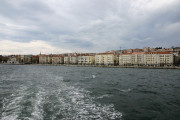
[0,0,180,55]
[0,46,179,56]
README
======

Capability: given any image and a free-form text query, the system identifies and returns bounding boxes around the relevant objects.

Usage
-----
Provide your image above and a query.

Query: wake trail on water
[1,74,122,120]
[2,86,28,120]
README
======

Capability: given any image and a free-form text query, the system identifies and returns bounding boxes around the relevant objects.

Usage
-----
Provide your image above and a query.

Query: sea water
[0,65,179,120]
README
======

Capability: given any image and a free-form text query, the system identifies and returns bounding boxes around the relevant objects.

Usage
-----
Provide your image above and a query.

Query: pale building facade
[70,55,78,64]
[47,55,52,64]
[157,52,173,66]
[78,55,95,65]
[95,53,117,65]
[131,52,145,66]
[119,53,132,66]
[52,55,64,64]
[7,56,19,64]
[39,54,48,64]
[64,56,70,64]
[119,52,174,66]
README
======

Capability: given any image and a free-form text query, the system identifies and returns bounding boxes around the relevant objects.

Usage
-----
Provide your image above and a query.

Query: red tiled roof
[119,53,133,55]
[49,54,63,57]
[145,52,172,54]
[119,51,172,55]
[132,52,145,54]
[96,53,114,55]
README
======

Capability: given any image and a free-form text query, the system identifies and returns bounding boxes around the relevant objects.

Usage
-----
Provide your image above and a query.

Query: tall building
[70,55,78,64]
[78,54,95,65]
[95,53,118,65]
[64,56,70,64]
[52,55,64,64]
[119,52,174,66]
[39,54,48,64]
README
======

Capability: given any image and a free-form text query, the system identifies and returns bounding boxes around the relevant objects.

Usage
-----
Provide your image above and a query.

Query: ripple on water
[51,79,123,120]
[1,75,122,120]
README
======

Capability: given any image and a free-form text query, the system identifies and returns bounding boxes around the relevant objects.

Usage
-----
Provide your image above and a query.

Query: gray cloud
[0,0,180,54]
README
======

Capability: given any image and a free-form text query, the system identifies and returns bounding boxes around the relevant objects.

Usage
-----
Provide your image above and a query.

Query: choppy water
[0,65,180,120]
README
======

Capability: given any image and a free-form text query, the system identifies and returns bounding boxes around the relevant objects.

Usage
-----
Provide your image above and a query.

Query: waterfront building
[131,52,145,66]
[78,54,95,65]
[47,55,52,64]
[119,52,145,66]
[156,52,173,66]
[20,55,25,64]
[119,53,132,66]
[24,55,33,64]
[52,55,64,64]
[64,56,70,64]
[95,53,118,65]
[70,55,78,64]
[32,55,39,64]
[119,52,174,66]
[16,55,33,64]
[39,54,48,64]
[144,52,173,66]
[7,55,19,64]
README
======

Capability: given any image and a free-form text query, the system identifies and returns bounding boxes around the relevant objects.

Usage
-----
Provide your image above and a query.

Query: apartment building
[119,52,174,66]
[95,53,118,65]
[47,55,52,64]
[52,55,64,64]
[78,55,95,65]
[119,53,132,66]
[7,55,19,64]
[154,52,174,66]
[39,54,48,64]
[64,56,70,64]
[70,55,78,64]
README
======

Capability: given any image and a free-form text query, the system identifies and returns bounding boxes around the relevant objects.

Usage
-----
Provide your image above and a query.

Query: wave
[97,94,111,99]
[31,89,45,120]
[1,74,122,120]
[1,86,28,120]
[120,88,132,92]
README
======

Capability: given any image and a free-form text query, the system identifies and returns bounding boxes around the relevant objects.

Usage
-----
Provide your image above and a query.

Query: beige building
[95,53,118,65]
[147,52,173,66]
[143,52,174,66]
[47,55,52,64]
[119,53,133,66]
[131,52,145,66]
[64,56,70,64]
[39,54,48,64]
[17,55,33,64]
[52,55,64,64]
[70,55,78,64]
[119,52,174,66]
[78,55,95,65]
[7,55,19,64]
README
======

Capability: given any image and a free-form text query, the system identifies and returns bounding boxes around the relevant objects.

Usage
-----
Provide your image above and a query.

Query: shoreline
[1,63,180,69]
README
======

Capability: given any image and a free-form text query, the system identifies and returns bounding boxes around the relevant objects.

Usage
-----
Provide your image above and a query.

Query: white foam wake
[120,88,132,92]
[50,76,122,120]
[1,86,28,120]
[31,88,45,120]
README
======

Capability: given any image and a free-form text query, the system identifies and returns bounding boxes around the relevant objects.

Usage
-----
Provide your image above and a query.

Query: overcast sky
[0,0,180,55]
